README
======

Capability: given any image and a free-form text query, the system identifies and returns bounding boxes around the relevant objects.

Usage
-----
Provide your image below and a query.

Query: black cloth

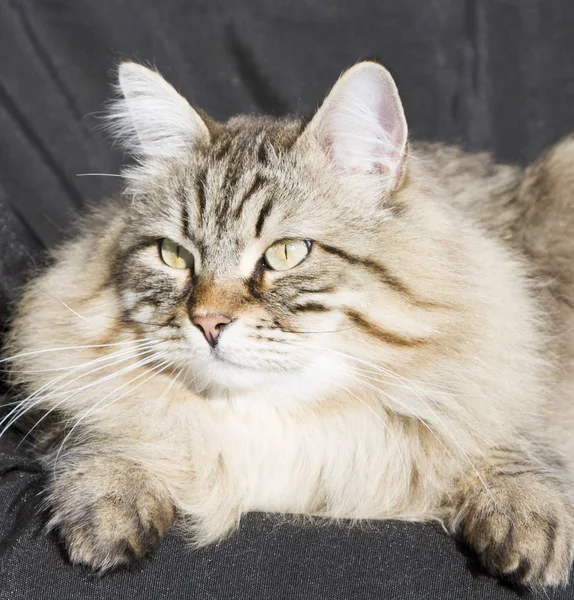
[1,1,574,598]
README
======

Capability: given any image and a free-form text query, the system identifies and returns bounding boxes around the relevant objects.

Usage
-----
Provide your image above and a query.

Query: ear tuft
[108,62,210,159]
[305,62,408,189]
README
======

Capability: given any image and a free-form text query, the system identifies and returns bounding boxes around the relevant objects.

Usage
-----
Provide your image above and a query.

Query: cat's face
[113,134,365,400]
[108,62,445,403]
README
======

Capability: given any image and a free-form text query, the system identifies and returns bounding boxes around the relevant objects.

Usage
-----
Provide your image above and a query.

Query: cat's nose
[192,315,232,347]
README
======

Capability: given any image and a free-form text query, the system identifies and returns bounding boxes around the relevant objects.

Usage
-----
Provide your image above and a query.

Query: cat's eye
[263,239,312,271]
[160,238,194,270]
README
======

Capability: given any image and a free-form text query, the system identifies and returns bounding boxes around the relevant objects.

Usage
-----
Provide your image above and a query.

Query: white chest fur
[141,395,448,534]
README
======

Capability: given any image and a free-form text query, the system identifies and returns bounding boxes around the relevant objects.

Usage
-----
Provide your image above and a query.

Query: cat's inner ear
[111,62,210,159]
[305,62,408,189]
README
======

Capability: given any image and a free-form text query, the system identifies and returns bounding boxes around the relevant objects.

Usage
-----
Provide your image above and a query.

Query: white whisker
[2,343,163,437]
[17,350,169,445]
[4,339,157,374]
[334,380,410,493]
[76,173,124,178]
[347,371,493,500]
[158,366,183,401]
[0,340,154,365]
[54,359,174,472]
[284,341,493,499]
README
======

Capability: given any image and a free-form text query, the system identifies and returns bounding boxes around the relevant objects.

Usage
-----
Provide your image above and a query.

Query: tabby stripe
[117,239,158,269]
[181,200,190,239]
[196,169,207,226]
[235,173,266,218]
[318,243,439,307]
[345,309,427,347]
[163,315,182,329]
[255,199,273,237]
[217,163,244,220]
[292,302,329,313]
[223,163,242,192]
[212,137,233,160]
[247,267,264,300]
[257,139,269,164]
[216,196,231,222]
[175,279,194,303]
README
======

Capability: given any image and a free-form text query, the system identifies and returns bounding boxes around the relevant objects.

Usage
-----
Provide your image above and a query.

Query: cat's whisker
[343,364,444,399]
[0,339,155,365]
[342,364,463,421]
[58,358,173,433]
[193,365,214,394]
[0,345,153,434]
[19,351,169,446]
[3,339,158,374]
[282,325,357,335]
[289,341,484,397]
[6,341,160,414]
[158,365,184,401]
[281,353,412,493]
[346,371,493,500]
[2,344,164,437]
[53,359,174,472]
[37,349,168,402]
[39,289,93,324]
[76,173,125,178]
[351,365,504,447]
[343,365,492,443]
[332,353,500,442]
[332,379,411,493]
[284,341,492,497]
[352,372,492,492]
[276,357,409,489]
[36,288,169,334]
[345,364,454,397]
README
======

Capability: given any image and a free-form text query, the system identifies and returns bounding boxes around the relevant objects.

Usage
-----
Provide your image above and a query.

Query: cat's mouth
[210,349,260,371]
[208,346,296,374]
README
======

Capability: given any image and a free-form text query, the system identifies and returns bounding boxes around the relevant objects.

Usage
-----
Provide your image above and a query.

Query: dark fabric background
[1,1,574,598]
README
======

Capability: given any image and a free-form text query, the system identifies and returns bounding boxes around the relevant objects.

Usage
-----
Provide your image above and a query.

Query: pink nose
[192,315,232,347]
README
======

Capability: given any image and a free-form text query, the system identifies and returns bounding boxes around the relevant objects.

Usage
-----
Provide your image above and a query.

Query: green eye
[264,239,311,271]
[160,239,194,270]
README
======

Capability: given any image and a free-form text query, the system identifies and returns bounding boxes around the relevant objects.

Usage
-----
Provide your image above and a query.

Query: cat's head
[107,61,460,405]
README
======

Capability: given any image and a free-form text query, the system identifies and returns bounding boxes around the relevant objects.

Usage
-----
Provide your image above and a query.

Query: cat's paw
[49,462,175,571]
[454,477,574,587]
[57,491,174,571]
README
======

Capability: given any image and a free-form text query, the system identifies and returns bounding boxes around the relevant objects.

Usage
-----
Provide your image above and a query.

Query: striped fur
[3,61,574,586]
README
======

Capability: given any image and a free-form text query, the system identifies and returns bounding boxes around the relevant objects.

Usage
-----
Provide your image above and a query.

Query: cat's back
[414,138,574,310]
[414,138,574,465]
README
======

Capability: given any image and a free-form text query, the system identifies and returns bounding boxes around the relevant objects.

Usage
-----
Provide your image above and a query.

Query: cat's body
[3,62,574,587]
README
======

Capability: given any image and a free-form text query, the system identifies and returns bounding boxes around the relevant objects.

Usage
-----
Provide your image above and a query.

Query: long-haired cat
[3,60,574,588]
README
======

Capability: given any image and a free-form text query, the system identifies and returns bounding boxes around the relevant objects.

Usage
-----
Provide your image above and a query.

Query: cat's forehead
[185,119,308,263]
[130,117,325,274]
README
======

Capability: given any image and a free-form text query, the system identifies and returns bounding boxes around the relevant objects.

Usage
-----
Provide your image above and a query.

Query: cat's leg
[447,446,574,587]
[44,446,175,571]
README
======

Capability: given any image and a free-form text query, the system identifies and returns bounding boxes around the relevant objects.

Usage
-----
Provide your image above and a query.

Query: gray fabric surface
[1,1,574,598]
[3,433,570,600]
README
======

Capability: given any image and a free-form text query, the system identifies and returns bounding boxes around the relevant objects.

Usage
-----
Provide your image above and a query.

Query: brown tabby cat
[3,60,574,588]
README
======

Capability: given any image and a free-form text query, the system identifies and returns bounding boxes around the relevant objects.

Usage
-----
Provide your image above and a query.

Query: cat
[3,59,574,588]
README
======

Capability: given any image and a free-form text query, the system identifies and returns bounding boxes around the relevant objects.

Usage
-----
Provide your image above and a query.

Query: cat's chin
[210,353,269,371]
[192,356,298,394]
[180,350,351,407]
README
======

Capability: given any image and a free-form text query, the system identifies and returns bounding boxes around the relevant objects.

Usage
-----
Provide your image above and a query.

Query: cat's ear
[110,62,210,159]
[303,61,408,189]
